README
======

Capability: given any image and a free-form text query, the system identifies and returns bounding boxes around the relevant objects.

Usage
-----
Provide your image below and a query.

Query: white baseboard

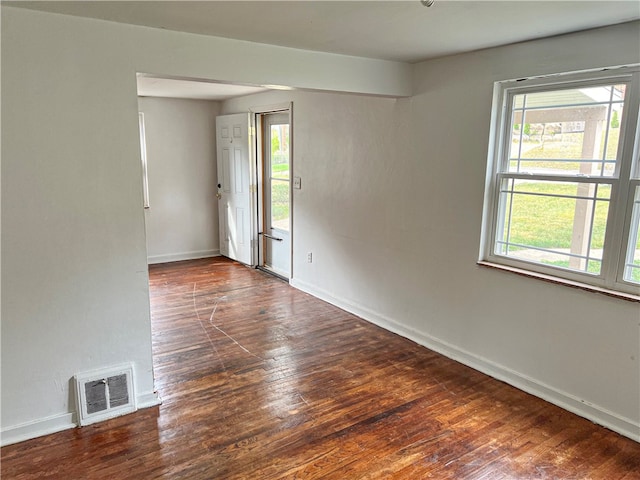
[147,249,220,265]
[137,390,163,409]
[290,278,640,442]
[0,412,76,447]
[0,391,163,447]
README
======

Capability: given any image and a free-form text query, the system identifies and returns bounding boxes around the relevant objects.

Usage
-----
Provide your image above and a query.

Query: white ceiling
[137,75,270,100]
[8,1,640,63]
[8,0,640,100]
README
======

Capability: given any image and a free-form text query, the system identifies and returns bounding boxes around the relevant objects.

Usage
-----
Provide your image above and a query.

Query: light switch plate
[293,176,302,189]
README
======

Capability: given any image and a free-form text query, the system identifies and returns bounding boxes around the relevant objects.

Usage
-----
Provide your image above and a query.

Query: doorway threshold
[256,266,289,282]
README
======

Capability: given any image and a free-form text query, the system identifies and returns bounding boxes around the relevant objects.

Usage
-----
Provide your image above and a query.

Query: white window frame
[138,112,150,209]
[479,65,640,299]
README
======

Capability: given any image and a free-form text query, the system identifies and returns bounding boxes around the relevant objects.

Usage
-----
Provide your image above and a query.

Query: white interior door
[259,112,291,278]
[216,113,253,265]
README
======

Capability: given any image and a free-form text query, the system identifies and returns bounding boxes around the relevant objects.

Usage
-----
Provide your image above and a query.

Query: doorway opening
[255,108,292,280]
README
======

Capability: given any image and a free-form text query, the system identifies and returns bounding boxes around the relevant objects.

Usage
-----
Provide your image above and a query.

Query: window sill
[477,261,640,303]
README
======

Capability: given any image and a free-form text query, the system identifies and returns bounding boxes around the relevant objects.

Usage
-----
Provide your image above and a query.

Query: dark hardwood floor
[2,257,639,479]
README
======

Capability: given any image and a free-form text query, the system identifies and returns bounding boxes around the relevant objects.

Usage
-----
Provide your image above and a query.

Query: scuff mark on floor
[192,282,226,370]
[205,292,263,361]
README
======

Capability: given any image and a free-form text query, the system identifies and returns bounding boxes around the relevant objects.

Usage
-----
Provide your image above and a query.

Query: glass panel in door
[261,112,291,278]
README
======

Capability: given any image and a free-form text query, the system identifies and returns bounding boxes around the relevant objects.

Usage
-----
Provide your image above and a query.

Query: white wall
[405,23,640,440]
[0,6,410,446]
[223,22,640,441]
[138,97,221,264]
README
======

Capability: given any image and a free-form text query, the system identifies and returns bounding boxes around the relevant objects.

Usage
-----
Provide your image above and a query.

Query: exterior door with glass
[259,112,291,278]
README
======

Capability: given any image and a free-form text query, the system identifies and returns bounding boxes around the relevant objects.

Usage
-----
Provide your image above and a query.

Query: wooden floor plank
[2,257,639,479]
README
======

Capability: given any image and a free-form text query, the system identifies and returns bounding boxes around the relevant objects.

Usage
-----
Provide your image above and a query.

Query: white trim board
[290,278,640,443]
[0,412,75,447]
[147,249,220,265]
[0,391,162,447]
[136,391,163,410]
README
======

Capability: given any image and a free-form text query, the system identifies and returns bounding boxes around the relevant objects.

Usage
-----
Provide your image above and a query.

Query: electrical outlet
[293,176,302,189]
[307,252,313,263]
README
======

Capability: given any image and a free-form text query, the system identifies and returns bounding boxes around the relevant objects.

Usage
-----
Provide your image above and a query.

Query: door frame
[250,102,293,280]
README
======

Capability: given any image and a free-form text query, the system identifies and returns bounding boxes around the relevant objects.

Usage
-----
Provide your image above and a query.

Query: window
[269,121,290,232]
[480,66,640,297]
[138,112,150,209]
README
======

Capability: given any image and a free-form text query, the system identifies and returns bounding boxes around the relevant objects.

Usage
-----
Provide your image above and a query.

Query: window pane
[271,179,290,231]
[633,123,640,180]
[271,124,289,180]
[624,186,640,284]
[138,113,150,208]
[495,179,611,274]
[508,84,625,176]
